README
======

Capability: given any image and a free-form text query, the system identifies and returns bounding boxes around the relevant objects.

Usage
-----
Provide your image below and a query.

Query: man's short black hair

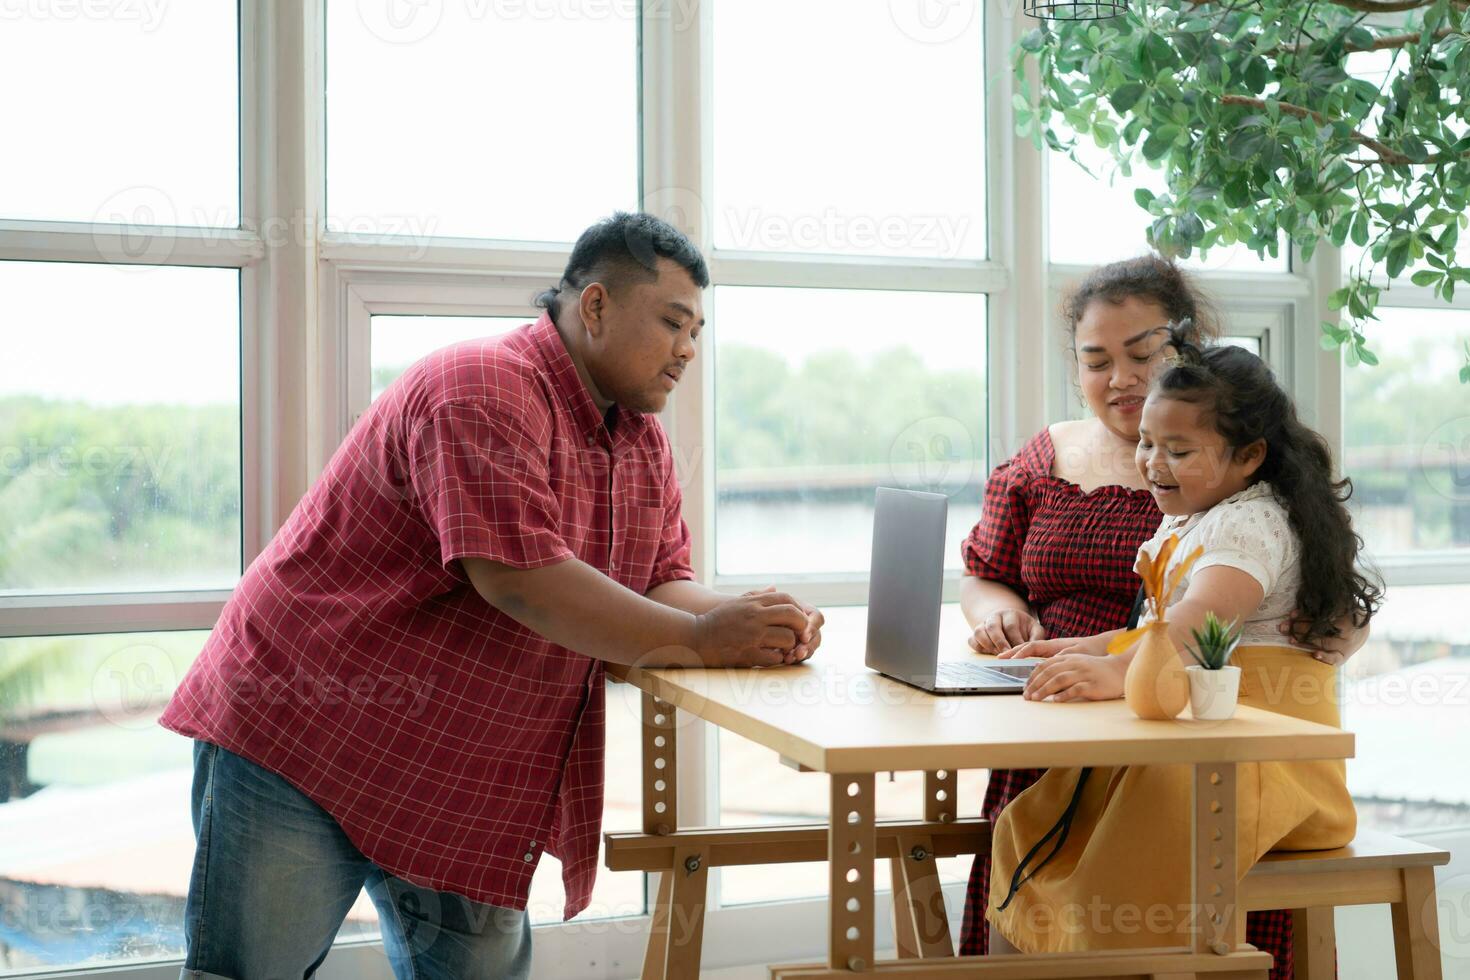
[536,212,709,322]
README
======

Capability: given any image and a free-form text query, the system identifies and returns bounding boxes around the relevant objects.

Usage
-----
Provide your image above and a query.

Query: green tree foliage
[0,397,240,591]
[1013,0,1470,376]
[714,345,986,471]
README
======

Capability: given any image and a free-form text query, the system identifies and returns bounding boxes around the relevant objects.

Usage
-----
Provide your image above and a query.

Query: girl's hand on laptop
[1023,652,1127,702]
[968,609,1046,655]
[999,634,1107,660]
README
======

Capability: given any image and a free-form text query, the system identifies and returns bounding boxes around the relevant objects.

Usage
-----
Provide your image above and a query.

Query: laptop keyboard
[934,661,1031,688]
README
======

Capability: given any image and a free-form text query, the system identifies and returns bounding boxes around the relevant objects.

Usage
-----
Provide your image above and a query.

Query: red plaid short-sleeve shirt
[160,313,695,918]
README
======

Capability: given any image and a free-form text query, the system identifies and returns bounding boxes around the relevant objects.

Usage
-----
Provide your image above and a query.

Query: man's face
[584,257,705,414]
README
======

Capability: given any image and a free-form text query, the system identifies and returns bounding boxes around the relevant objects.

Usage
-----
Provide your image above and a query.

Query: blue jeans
[180,740,532,980]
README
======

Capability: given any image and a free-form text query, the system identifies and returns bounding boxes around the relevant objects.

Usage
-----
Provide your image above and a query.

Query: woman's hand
[1000,634,1110,660]
[968,609,1046,655]
[1278,612,1370,666]
[1022,652,1128,702]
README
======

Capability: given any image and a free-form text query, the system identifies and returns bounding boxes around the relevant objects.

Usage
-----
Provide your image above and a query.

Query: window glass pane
[368,314,645,923]
[713,0,986,259]
[1341,307,1470,555]
[327,3,637,243]
[371,315,527,401]
[0,4,238,227]
[0,632,371,972]
[714,287,986,577]
[0,262,241,596]
[1048,140,1287,272]
[1342,584,1470,834]
[719,605,986,905]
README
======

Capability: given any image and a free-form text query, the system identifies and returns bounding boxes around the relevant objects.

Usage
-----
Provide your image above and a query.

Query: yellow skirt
[986,646,1357,953]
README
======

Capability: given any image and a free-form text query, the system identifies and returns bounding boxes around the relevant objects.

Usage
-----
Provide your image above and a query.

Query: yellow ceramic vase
[1123,621,1189,720]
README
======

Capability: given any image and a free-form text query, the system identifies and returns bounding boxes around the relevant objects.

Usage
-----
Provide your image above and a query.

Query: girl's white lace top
[1138,481,1305,649]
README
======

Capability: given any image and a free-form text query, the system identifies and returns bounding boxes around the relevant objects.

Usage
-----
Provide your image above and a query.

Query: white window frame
[0,0,270,638]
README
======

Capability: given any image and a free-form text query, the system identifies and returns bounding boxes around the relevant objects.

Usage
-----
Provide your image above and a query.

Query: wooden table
[605,641,1353,979]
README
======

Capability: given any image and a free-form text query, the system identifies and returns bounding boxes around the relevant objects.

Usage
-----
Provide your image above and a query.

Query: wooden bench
[607,822,1451,979]
[1241,828,1451,980]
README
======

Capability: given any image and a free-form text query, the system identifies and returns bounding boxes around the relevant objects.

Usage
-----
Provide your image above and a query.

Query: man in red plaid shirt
[160,212,825,980]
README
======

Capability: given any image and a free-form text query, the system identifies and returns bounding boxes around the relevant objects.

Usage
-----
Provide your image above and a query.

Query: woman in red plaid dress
[956,256,1358,979]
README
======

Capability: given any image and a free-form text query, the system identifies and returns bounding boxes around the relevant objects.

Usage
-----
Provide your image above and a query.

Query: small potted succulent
[1182,612,1244,720]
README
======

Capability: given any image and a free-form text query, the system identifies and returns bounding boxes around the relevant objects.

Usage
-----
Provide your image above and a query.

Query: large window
[326,1,638,244]
[713,288,987,577]
[1340,306,1470,834]
[0,5,238,227]
[712,0,986,259]
[0,262,242,596]
[0,5,247,974]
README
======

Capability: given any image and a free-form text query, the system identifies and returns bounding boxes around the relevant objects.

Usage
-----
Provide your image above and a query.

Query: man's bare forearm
[646,578,731,615]
[461,556,705,667]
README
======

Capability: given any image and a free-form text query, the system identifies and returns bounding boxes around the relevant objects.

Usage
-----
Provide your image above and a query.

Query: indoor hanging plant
[1183,611,1246,721]
[1108,534,1203,720]
[1011,0,1470,382]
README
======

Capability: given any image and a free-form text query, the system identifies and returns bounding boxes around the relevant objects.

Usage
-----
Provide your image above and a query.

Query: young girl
[987,330,1381,956]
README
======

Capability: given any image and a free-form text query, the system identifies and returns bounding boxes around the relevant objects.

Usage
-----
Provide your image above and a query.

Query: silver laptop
[865,487,1041,695]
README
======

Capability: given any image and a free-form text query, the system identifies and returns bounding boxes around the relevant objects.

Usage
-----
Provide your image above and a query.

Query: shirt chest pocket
[614,505,666,592]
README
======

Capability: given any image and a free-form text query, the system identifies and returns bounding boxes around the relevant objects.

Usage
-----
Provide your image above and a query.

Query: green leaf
[1358,346,1379,367]
[1141,125,1178,161]
[1110,82,1146,113]
[1225,128,1271,161]
[1411,269,1443,286]
[1387,239,1411,279]
[1244,57,1269,94]
[1134,188,1156,209]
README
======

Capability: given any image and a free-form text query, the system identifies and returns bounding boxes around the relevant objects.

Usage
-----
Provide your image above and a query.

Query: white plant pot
[1187,665,1241,720]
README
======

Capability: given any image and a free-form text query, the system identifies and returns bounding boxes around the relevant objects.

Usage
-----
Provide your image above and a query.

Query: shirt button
[523,852,534,862]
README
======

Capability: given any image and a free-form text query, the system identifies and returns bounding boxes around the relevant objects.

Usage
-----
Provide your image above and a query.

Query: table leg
[830,773,876,972]
[641,692,677,835]
[892,832,954,957]
[1193,763,1240,956]
[641,693,699,980]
